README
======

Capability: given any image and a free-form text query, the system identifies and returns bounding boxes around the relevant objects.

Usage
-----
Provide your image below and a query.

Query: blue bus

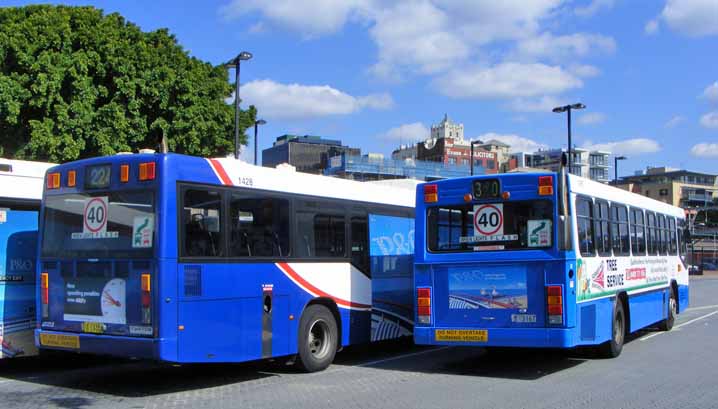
[413,169,688,357]
[36,153,416,371]
[0,159,54,358]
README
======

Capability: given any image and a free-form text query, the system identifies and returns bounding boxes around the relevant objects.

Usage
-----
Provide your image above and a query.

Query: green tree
[0,5,255,162]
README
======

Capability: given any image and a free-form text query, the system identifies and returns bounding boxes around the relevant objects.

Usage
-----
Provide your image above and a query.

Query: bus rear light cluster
[417,287,432,324]
[139,162,156,181]
[547,285,563,325]
[424,184,438,203]
[41,272,49,318]
[538,176,554,196]
[141,273,152,325]
[46,173,61,189]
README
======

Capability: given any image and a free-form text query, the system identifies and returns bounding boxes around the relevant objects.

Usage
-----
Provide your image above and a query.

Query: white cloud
[239,79,394,119]
[644,19,660,35]
[700,111,718,128]
[219,0,370,38]
[701,81,718,102]
[575,0,615,17]
[515,32,616,61]
[435,63,583,99]
[378,122,430,142]
[506,96,567,112]
[653,0,718,37]
[477,133,548,153]
[568,64,601,78]
[664,115,685,128]
[577,112,606,125]
[583,138,661,155]
[691,143,718,158]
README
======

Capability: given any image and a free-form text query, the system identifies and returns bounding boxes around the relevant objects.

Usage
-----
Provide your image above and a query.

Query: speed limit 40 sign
[83,196,109,234]
[473,204,504,236]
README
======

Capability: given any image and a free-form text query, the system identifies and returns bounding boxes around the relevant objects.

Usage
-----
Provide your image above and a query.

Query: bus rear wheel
[599,299,625,358]
[658,288,677,331]
[296,304,338,372]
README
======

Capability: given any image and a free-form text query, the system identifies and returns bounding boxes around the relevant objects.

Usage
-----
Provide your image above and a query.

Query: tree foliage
[0,5,255,162]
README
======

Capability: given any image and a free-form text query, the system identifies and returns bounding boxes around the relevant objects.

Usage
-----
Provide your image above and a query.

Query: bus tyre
[658,289,676,331]
[599,299,625,358]
[297,304,338,372]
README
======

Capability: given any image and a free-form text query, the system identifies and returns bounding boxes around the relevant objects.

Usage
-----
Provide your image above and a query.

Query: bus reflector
[120,164,129,183]
[538,175,553,196]
[424,184,438,203]
[67,170,76,187]
[47,173,60,189]
[141,273,151,292]
[417,287,432,324]
[141,273,151,324]
[546,285,563,324]
[139,162,156,181]
[41,272,49,318]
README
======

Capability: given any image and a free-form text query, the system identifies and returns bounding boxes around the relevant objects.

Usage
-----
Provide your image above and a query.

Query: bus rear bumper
[414,326,576,348]
[35,329,158,360]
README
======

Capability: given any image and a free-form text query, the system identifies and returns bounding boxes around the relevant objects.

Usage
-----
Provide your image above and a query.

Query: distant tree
[0,5,255,162]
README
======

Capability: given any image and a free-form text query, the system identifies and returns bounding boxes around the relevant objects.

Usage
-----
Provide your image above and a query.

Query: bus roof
[206,156,417,209]
[0,158,55,201]
[568,173,685,219]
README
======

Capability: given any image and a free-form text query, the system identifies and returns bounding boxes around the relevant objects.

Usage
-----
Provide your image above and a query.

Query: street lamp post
[470,140,482,176]
[614,155,627,182]
[552,103,586,174]
[253,119,266,166]
[225,51,253,159]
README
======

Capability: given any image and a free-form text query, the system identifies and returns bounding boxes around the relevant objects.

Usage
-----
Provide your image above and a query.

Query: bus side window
[593,200,611,256]
[296,211,346,258]
[229,194,290,258]
[182,189,224,258]
[657,214,667,255]
[350,215,369,275]
[646,212,657,255]
[611,204,630,256]
[576,197,595,256]
[668,217,677,255]
[630,208,646,256]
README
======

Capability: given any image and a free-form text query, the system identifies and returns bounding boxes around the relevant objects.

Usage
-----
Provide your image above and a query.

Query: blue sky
[6,0,718,176]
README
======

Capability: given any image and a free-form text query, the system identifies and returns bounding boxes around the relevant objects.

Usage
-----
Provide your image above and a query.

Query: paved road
[2,277,717,409]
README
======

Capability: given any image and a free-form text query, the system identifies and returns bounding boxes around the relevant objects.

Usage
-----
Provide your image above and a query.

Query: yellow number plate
[435,329,488,342]
[82,322,105,334]
[40,333,80,349]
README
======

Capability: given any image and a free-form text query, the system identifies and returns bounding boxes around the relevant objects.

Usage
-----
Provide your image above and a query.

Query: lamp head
[239,51,253,61]
[256,119,267,125]
[570,103,586,110]
[552,106,567,113]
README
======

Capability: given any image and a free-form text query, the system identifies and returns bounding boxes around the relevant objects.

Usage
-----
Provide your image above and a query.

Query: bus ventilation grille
[184,265,202,297]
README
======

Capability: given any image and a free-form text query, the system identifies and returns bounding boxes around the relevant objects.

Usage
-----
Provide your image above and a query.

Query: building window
[448,158,457,165]
[659,188,668,196]
[487,160,495,169]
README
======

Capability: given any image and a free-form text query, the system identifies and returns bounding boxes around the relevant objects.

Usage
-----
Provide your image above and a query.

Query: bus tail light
[141,273,151,324]
[139,162,156,181]
[46,173,60,189]
[120,164,129,183]
[538,176,553,196]
[424,184,438,203]
[417,287,432,324]
[546,285,563,325]
[67,170,76,187]
[41,272,49,318]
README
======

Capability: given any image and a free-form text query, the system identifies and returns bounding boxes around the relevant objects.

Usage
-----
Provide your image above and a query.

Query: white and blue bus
[36,153,416,371]
[414,167,688,357]
[0,158,55,358]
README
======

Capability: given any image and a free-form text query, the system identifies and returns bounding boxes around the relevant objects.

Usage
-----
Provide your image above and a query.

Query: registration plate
[82,322,105,334]
[435,329,488,342]
[40,333,80,349]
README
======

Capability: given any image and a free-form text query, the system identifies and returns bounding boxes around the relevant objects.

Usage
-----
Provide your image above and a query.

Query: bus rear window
[427,200,554,252]
[41,191,154,259]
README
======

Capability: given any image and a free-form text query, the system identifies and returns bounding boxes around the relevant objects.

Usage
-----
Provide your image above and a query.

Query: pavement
[2,277,718,409]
